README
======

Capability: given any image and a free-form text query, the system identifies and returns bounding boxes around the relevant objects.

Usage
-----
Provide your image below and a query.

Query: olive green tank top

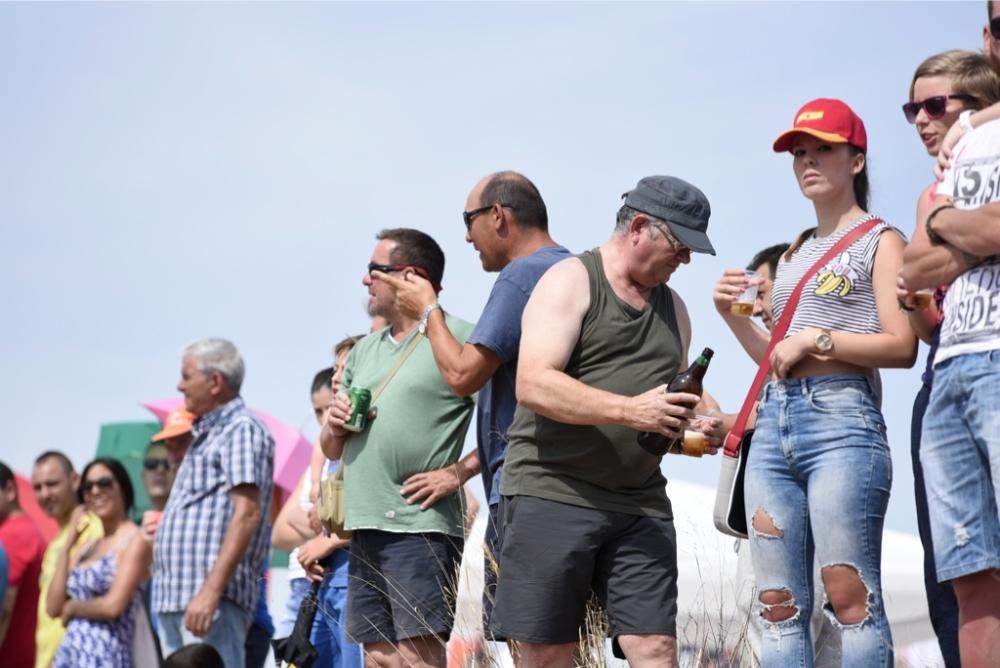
[500,248,682,518]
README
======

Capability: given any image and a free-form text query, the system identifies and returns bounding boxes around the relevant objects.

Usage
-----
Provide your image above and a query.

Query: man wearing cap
[31,451,103,668]
[490,176,717,667]
[153,338,275,668]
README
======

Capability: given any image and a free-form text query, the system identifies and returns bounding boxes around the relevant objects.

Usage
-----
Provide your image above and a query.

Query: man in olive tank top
[490,176,717,667]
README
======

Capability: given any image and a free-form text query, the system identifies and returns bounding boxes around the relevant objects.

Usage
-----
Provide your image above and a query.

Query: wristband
[925,204,953,246]
[958,110,975,134]
[418,303,443,335]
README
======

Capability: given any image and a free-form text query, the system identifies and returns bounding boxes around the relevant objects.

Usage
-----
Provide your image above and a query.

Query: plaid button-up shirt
[152,397,274,614]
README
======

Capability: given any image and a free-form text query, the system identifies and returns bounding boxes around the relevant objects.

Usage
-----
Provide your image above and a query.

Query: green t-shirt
[341,315,476,536]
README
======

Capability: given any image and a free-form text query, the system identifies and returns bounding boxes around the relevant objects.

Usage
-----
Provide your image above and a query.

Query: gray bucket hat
[622,175,715,255]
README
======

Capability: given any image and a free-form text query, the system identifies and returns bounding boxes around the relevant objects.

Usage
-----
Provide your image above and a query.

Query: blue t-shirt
[467,245,572,505]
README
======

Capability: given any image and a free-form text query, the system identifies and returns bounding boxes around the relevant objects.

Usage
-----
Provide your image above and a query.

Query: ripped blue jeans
[745,375,893,668]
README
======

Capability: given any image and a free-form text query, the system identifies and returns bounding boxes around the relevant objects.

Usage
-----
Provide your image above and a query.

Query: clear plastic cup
[730,271,759,317]
[913,289,934,310]
[681,430,706,457]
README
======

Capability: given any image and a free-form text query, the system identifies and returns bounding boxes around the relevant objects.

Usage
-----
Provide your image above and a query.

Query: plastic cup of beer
[730,271,759,317]
[681,430,706,457]
[142,510,163,542]
[913,289,934,311]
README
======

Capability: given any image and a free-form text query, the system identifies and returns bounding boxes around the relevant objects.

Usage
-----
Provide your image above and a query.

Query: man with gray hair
[153,338,275,667]
[490,176,718,667]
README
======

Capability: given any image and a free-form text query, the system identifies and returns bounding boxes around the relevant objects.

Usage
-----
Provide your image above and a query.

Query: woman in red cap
[714,98,916,667]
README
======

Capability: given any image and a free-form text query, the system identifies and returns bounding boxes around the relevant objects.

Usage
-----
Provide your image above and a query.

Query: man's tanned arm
[184,485,261,636]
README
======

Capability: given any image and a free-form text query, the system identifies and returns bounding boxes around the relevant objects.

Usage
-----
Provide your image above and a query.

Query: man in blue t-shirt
[381,170,569,637]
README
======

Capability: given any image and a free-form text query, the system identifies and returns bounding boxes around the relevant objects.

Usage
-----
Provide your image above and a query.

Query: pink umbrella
[142,398,312,494]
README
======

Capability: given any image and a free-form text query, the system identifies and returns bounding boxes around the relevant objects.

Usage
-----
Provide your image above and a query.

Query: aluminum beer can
[343,387,372,433]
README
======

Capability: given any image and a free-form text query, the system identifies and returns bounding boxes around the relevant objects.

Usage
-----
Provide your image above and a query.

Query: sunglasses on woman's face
[902,94,976,123]
[82,476,115,495]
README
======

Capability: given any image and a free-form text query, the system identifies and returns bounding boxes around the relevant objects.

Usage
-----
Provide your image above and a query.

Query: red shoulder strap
[722,217,884,457]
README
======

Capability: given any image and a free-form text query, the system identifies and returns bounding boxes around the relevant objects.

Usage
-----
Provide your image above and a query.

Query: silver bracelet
[418,303,442,335]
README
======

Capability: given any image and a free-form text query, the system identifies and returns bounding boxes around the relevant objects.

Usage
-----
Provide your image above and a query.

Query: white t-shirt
[934,120,1000,365]
[286,468,314,582]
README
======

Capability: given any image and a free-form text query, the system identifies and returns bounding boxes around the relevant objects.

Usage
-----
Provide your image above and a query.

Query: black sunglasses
[143,458,170,472]
[82,476,115,495]
[902,94,976,123]
[991,16,1000,40]
[367,262,442,292]
[462,203,516,229]
[367,262,406,275]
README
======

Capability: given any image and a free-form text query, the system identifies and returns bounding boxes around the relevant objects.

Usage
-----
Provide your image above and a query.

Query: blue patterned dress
[52,550,139,668]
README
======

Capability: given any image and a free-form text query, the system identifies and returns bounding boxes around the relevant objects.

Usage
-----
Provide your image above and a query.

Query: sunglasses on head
[82,476,115,495]
[902,94,976,123]
[367,262,442,293]
[143,458,170,472]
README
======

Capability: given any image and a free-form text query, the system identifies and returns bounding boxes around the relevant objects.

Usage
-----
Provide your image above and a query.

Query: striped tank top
[771,214,902,337]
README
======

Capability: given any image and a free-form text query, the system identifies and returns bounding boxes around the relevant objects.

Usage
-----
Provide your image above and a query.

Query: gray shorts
[489,494,678,645]
[345,529,463,644]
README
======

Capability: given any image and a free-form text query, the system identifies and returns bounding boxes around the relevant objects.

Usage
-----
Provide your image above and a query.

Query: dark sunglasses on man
[903,94,978,124]
[462,203,517,229]
[143,458,171,472]
[367,262,442,293]
[991,16,1000,41]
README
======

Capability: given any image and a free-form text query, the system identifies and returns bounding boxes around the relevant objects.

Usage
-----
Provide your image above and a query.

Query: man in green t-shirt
[321,228,475,668]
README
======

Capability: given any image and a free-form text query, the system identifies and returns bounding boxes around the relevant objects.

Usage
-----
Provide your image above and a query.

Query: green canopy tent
[95,421,161,522]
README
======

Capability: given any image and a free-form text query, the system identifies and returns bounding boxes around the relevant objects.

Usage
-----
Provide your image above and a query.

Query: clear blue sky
[1,2,985,535]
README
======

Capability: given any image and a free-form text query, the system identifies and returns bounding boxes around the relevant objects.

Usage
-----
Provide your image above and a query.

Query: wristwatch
[418,303,443,335]
[814,328,834,354]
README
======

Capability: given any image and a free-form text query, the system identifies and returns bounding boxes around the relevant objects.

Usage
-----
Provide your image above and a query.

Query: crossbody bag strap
[371,329,423,402]
[723,217,883,457]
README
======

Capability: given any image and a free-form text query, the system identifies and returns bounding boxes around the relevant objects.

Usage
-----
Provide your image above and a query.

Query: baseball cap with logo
[772,98,867,154]
[621,175,715,255]
[151,407,196,442]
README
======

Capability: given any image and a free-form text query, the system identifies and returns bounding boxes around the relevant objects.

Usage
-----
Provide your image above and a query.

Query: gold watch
[814,328,834,354]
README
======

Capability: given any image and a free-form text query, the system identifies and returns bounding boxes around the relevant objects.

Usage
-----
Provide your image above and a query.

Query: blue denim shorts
[921,350,1000,582]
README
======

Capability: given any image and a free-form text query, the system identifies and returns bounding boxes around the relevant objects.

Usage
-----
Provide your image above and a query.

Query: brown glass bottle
[637,347,714,456]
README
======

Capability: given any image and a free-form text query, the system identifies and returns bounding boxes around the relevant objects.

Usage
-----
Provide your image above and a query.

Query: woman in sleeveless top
[49,457,152,668]
[714,99,916,668]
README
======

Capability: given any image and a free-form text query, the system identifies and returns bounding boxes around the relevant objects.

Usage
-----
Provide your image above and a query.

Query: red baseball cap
[151,407,195,442]
[772,98,867,154]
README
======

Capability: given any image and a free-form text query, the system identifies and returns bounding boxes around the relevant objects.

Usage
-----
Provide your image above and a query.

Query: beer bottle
[637,347,714,456]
